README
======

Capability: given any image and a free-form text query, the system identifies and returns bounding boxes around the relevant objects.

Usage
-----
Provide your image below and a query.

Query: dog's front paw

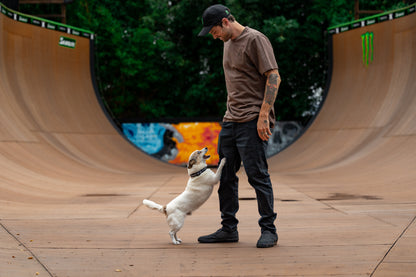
[220,158,226,167]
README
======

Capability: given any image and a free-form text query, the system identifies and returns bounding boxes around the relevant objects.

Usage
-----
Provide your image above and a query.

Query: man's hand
[257,116,272,141]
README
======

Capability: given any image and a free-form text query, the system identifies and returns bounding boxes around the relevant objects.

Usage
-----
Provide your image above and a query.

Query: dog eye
[197,151,201,154]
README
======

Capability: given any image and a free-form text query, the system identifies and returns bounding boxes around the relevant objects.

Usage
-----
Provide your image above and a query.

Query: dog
[143,147,226,244]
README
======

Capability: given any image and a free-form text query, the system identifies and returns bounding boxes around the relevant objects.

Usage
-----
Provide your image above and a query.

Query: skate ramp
[0,5,179,209]
[266,10,416,275]
[1,2,416,276]
[269,8,416,203]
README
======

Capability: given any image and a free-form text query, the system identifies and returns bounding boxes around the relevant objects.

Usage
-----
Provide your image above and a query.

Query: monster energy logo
[59,36,76,49]
[361,32,374,67]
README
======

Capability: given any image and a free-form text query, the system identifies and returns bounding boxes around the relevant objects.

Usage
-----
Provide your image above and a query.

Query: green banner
[328,3,415,34]
[59,36,76,49]
[0,2,94,40]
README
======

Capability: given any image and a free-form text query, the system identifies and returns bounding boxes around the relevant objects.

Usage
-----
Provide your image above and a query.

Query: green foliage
[38,0,410,123]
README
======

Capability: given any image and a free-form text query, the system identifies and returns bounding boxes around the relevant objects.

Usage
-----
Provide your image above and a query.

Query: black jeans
[217,119,277,234]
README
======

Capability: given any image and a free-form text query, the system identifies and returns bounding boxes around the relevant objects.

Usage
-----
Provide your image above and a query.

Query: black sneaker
[256,230,278,248]
[198,228,239,243]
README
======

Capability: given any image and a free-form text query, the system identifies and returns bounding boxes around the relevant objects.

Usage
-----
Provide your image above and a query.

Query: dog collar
[190,167,207,178]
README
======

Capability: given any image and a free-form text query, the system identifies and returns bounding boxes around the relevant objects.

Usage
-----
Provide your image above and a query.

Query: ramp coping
[0,2,94,39]
[328,3,415,34]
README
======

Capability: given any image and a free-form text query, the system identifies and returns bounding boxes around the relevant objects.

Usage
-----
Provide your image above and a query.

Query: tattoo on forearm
[265,73,279,105]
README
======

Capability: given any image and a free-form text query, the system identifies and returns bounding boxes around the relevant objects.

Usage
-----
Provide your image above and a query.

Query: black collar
[190,167,207,178]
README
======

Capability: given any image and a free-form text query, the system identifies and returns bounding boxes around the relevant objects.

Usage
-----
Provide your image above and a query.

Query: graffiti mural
[266,121,303,157]
[168,122,221,166]
[122,121,302,167]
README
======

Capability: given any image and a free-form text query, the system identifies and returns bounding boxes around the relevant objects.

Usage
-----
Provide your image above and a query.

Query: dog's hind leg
[169,230,181,245]
[167,212,185,245]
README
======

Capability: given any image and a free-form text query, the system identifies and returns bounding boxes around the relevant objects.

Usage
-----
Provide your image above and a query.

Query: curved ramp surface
[268,9,416,276]
[270,12,416,199]
[0,7,178,203]
[1,3,416,277]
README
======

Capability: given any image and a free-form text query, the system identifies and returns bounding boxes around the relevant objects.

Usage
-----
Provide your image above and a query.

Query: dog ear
[188,159,196,169]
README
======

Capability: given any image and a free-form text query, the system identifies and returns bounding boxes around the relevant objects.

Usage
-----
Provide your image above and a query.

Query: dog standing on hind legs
[142,147,226,245]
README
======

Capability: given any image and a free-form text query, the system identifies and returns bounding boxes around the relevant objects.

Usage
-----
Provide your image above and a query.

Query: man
[197,4,281,248]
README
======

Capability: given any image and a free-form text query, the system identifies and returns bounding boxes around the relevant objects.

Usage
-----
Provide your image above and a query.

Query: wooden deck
[0,5,415,277]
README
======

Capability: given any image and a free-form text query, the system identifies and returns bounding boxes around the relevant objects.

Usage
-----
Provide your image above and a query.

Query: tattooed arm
[258,69,281,141]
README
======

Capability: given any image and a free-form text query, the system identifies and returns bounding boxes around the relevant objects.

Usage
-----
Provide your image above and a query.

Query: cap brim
[198,25,213,37]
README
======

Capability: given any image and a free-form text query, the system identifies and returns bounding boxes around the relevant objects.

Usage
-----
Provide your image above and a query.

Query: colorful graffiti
[169,122,221,166]
[122,122,221,166]
[122,121,302,167]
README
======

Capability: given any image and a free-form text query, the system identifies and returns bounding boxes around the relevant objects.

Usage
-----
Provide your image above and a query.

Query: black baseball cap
[198,4,231,37]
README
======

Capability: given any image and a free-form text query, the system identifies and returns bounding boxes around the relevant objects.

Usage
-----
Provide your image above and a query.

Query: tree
[43,0,410,124]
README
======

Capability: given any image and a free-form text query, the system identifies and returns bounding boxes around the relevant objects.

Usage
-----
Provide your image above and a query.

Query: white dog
[143,147,226,245]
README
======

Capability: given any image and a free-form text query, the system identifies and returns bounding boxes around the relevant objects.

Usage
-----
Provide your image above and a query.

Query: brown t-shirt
[223,27,278,128]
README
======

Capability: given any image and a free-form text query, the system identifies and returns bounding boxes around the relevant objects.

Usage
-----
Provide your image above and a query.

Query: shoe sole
[198,238,239,243]
[256,241,277,248]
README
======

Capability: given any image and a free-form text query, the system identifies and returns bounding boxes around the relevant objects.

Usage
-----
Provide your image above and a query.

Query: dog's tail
[143,199,166,215]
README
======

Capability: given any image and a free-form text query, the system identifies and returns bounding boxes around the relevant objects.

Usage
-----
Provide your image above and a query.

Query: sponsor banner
[377,14,390,22]
[394,10,406,18]
[18,14,29,23]
[0,2,94,40]
[351,21,362,29]
[71,29,80,36]
[46,22,56,30]
[59,36,76,49]
[328,3,415,34]
[365,18,376,26]
[340,26,350,32]
[31,18,42,26]
[58,25,67,33]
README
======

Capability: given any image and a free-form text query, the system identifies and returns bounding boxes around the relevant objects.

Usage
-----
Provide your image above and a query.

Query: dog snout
[202,147,210,160]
